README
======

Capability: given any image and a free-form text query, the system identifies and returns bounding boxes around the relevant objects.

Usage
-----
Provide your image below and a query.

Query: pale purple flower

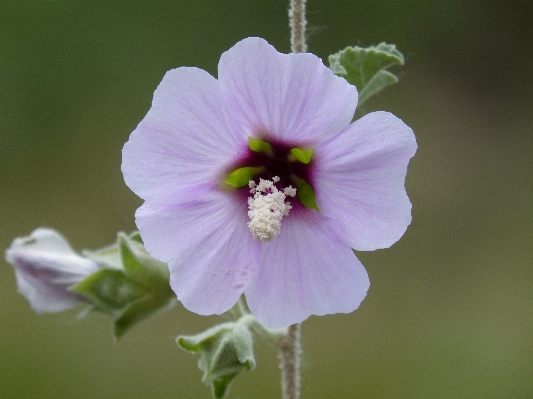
[122,37,417,328]
[5,228,100,313]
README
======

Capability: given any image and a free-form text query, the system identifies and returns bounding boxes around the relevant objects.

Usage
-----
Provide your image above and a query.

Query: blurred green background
[1,1,531,398]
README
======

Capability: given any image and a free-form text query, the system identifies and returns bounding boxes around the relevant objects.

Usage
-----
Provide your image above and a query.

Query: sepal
[177,322,255,399]
[71,232,175,340]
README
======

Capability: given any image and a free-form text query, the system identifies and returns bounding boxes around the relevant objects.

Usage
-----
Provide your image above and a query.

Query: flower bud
[177,322,256,399]
[5,228,100,313]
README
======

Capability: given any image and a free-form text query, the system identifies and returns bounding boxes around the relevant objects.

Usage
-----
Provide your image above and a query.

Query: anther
[247,177,296,241]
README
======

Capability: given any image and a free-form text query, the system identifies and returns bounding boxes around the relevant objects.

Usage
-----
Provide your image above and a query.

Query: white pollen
[247,178,295,241]
[248,180,257,194]
[284,186,296,197]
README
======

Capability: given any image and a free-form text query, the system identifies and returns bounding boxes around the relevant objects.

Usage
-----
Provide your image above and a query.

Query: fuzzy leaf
[177,322,255,399]
[118,233,168,287]
[329,43,404,105]
[71,268,147,316]
[212,376,236,399]
[113,289,175,340]
[128,231,143,244]
[177,323,233,352]
[74,232,175,340]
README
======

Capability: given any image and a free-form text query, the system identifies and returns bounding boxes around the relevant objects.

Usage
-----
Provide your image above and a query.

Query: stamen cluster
[247,177,296,241]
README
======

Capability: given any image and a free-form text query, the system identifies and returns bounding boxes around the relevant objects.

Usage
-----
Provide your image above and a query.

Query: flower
[121,37,417,328]
[5,228,100,313]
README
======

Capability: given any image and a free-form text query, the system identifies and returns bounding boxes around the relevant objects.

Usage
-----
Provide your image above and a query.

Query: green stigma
[248,137,272,154]
[224,166,263,188]
[290,148,314,164]
[293,176,319,211]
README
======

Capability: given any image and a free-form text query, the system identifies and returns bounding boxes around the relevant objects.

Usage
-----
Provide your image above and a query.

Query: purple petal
[122,67,248,203]
[5,228,99,313]
[245,208,370,328]
[136,190,259,315]
[14,267,81,313]
[16,228,75,254]
[218,37,357,145]
[315,111,417,251]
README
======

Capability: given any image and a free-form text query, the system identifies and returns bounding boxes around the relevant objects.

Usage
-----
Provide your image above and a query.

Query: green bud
[71,232,175,340]
[177,322,255,399]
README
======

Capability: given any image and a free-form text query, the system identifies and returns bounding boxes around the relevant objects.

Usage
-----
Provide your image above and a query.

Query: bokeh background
[1,1,531,398]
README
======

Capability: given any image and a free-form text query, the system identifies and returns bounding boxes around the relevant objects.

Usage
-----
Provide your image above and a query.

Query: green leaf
[71,269,147,316]
[212,376,236,399]
[328,43,404,105]
[83,243,122,270]
[119,233,152,282]
[290,147,314,164]
[128,231,143,244]
[224,166,263,188]
[177,323,233,352]
[113,289,175,340]
[293,177,319,211]
[359,70,399,104]
[74,232,176,340]
[231,323,255,368]
[248,137,272,153]
[177,322,255,399]
[118,233,167,287]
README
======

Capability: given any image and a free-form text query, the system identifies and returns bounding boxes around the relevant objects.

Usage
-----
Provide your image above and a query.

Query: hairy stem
[289,0,307,53]
[279,323,301,399]
[277,4,307,397]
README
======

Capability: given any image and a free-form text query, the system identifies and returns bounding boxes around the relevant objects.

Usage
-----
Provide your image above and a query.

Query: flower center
[247,176,296,241]
[223,136,319,240]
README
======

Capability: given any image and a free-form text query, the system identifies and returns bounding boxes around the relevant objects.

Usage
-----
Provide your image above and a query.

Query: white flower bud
[5,228,100,313]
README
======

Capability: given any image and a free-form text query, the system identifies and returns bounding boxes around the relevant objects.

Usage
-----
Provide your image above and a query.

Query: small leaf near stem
[230,299,301,399]
[177,322,256,399]
[329,43,404,105]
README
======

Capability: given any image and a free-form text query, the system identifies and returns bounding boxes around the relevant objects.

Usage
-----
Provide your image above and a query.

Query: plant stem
[273,4,308,397]
[289,0,307,53]
[238,314,287,342]
[279,323,301,399]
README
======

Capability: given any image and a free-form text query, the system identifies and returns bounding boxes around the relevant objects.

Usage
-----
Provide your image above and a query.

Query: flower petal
[245,208,370,328]
[136,191,259,315]
[218,37,357,145]
[14,228,75,254]
[13,268,81,313]
[5,228,99,313]
[315,111,417,251]
[122,67,247,202]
